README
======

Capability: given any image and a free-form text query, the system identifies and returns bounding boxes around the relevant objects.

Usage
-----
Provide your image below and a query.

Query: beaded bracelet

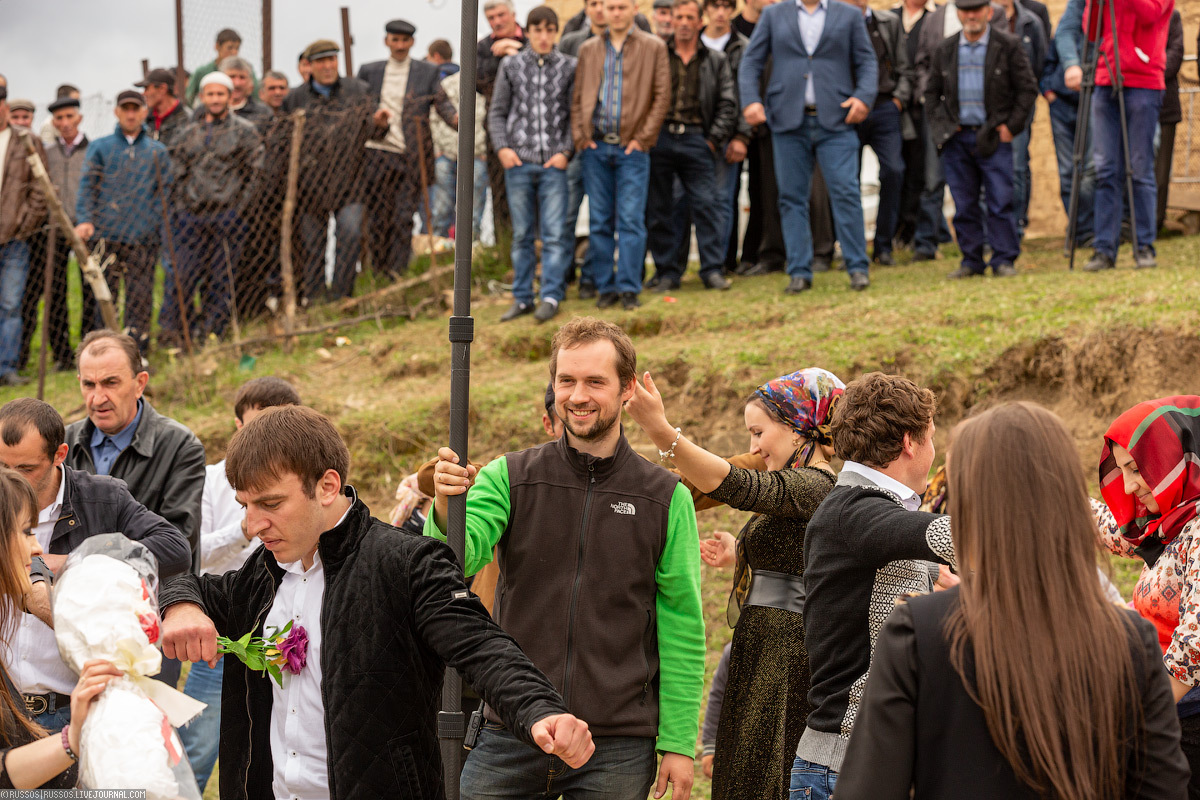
[658,428,683,461]
[61,725,77,761]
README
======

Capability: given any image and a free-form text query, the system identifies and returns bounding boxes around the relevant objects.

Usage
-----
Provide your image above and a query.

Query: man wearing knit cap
[358,19,458,277]
[162,70,263,342]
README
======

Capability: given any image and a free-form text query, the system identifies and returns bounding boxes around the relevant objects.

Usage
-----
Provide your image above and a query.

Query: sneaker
[1134,248,1157,269]
[596,292,620,309]
[946,267,984,279]
[784,276,812,295]
[579,281,597,300]
[872,252,896,267]
[849,272,870,291]
[1082,252,1115,273]
[500,301,534,322]
[533,299,559,323]
[620,292,641,310]
[701,272,731,290]
[993,263,1018,277]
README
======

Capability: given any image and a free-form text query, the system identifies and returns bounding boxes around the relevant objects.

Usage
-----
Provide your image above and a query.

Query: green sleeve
[185,62,214,107]
[654,481,706,757]
[422,456,511,577]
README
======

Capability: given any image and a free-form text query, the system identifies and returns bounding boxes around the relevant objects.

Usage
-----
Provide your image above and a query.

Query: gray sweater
[44,135,89,225]
[487,47,576,164]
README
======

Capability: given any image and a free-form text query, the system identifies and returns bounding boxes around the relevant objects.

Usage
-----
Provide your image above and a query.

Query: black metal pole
[1065,5,1101,271]
[439,0,480,794]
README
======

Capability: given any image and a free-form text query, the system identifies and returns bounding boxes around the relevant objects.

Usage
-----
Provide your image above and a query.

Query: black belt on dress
[744,570,805,613]
[23,692,71,716]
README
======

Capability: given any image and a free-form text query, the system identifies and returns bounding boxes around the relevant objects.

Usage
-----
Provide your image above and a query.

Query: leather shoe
[651,276,681,292]
[500,301,534,322]
[579,281,598,300]
[812,256,832,273]
[533,299,559,323]
[734,261,758,276]
[912,249,939,262]
[738,261,771,277]
[873,252,895,267]
[946,267,984,279]
[701,272,731,290]
[644,274,661,290]
[620,292,641,310]
[849,272,870,291]
[993,263,1018,277]
[1082,252,1115,273]
[596,292,620,309]
[784,276,812,295]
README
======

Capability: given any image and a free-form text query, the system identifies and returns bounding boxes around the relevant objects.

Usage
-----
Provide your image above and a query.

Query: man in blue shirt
[923,0,1037,278]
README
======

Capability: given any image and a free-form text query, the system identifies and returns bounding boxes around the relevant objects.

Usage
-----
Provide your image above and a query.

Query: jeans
[565,153,590,284]
[915,114,952,256]
[433,155,488,240]
[161,208,243,339]
[790,756,838,800]
[581,142,651,296]
[1092,85,1162,257]
[942,130,1020,272]
[772,117,869,281]
[1048,97,1095,242]
[647,131,728,281]
[461,724,656,800]
[297,203,364,301]
[858,101,905,256]
[0,239,32,374]
[179,658,223,793]
[506,163,572,305]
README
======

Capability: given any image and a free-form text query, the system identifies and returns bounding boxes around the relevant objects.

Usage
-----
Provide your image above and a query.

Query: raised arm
[424,452,511,576]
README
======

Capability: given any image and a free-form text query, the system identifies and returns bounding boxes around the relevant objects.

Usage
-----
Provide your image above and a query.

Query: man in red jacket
[1081,0,1173,274]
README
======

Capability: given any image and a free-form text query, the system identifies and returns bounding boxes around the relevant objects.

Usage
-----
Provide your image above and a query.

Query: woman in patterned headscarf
[625,367,844,800]
[1097,396,1200,794]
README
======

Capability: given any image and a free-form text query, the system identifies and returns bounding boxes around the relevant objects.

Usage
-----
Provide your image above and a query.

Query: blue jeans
[942,130,1020,272]
[1092,85,1162,258]
[581,142,651,296]
[179,658,223,793]
[32,704,71,734]
[160,208,243,338]
[790,756,838,800]
[506,162,572,305]
[1012,108,1034,235]
[858,101,905,257]
[1048,98,1095,242]
[297,203,363,300]
[434,155,488,240]
[915,115,952,256]
[461,724,656,800]
[0,239,31,374]
[772,118,869,280]
[647,131,728,280]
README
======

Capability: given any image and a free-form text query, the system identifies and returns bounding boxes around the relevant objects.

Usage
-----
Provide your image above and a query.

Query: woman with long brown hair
[0,467,120,789]
[836,402,1188,800]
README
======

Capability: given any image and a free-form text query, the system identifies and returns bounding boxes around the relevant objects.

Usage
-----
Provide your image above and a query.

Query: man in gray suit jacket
[739,0,877,295]
[357,19,458,278]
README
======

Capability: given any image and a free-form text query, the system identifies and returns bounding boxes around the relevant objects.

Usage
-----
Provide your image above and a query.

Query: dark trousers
[19,231,72,370]
[237,200,282,318]
[86,240,156,351]
[364,148,420,278]
[858,101,905,257]
[1156,121,1176,233]
[1179,712,1200,799]
[896,120,925,246]
[161,208,243,339]
[740,133,786,269]
[648,131,728,281]
[296,203,364,301]
[722,159,743,271]
[915,114,953,256]
[942,130,1020,273]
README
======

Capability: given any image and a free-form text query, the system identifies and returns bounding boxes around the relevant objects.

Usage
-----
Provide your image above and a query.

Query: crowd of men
[0,0,1184,379]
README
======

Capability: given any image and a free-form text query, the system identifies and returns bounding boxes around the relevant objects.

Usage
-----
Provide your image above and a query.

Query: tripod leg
[1065,35,1100,270]
[1104,0,1140,259]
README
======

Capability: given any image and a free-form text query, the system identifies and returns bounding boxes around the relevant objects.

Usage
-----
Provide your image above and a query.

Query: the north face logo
[611,502,636,516]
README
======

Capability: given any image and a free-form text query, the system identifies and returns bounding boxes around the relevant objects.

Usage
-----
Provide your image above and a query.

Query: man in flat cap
[282,40,390,301]
[0,88,48,386]
[357,19,458,279]
[652,0,675,38]
[6,99,34,129]
[18,95,85,374]
[75,91,171,351]
[924,0,1037,279]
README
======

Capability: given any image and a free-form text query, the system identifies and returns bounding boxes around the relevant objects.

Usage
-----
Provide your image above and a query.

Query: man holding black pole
[1080,0,1174,273]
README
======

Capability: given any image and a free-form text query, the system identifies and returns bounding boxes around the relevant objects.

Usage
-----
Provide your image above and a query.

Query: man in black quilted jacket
[159,405,593,800]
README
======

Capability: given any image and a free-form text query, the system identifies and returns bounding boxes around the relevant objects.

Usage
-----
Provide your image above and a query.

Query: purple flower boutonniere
[218,620,308,687]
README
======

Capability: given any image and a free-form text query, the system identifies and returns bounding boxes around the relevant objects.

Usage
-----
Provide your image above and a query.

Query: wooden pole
[36,222,55,400]
[174,0,186,99]
[141,59,150,80]
[414,125,438,275]
[262,0,273,72]
[279,109,307,353]
[340,7,354,77]
[18,132,119,331]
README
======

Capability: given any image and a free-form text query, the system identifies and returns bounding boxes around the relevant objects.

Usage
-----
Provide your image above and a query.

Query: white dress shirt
[267,506,347,800]
[368,57,411,154]
[6,468,78,695]
[797,0,828,108]
[200,459,259,576]
[943,1,962,37]
[840,461,922,511]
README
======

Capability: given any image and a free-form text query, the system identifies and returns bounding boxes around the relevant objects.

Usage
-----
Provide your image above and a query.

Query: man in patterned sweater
[490,5,577,324]
[796,372,957,799]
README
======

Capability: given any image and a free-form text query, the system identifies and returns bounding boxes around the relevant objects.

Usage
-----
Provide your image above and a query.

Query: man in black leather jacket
[160,405,594,800]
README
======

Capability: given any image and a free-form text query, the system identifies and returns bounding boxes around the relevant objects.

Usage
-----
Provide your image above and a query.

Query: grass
[13,232,1200,800]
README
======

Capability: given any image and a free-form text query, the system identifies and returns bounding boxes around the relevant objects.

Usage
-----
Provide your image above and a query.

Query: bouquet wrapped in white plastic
[53,534,204,800]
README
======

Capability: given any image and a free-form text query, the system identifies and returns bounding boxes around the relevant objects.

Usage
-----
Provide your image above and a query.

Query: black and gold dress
[704,464,835,800]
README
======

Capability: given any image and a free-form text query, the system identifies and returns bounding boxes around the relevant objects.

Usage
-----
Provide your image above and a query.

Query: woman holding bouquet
[0,468,120,789]
[625,367,843,800]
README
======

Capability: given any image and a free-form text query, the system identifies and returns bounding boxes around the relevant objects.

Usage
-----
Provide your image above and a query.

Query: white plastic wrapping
[53,534,203,800]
